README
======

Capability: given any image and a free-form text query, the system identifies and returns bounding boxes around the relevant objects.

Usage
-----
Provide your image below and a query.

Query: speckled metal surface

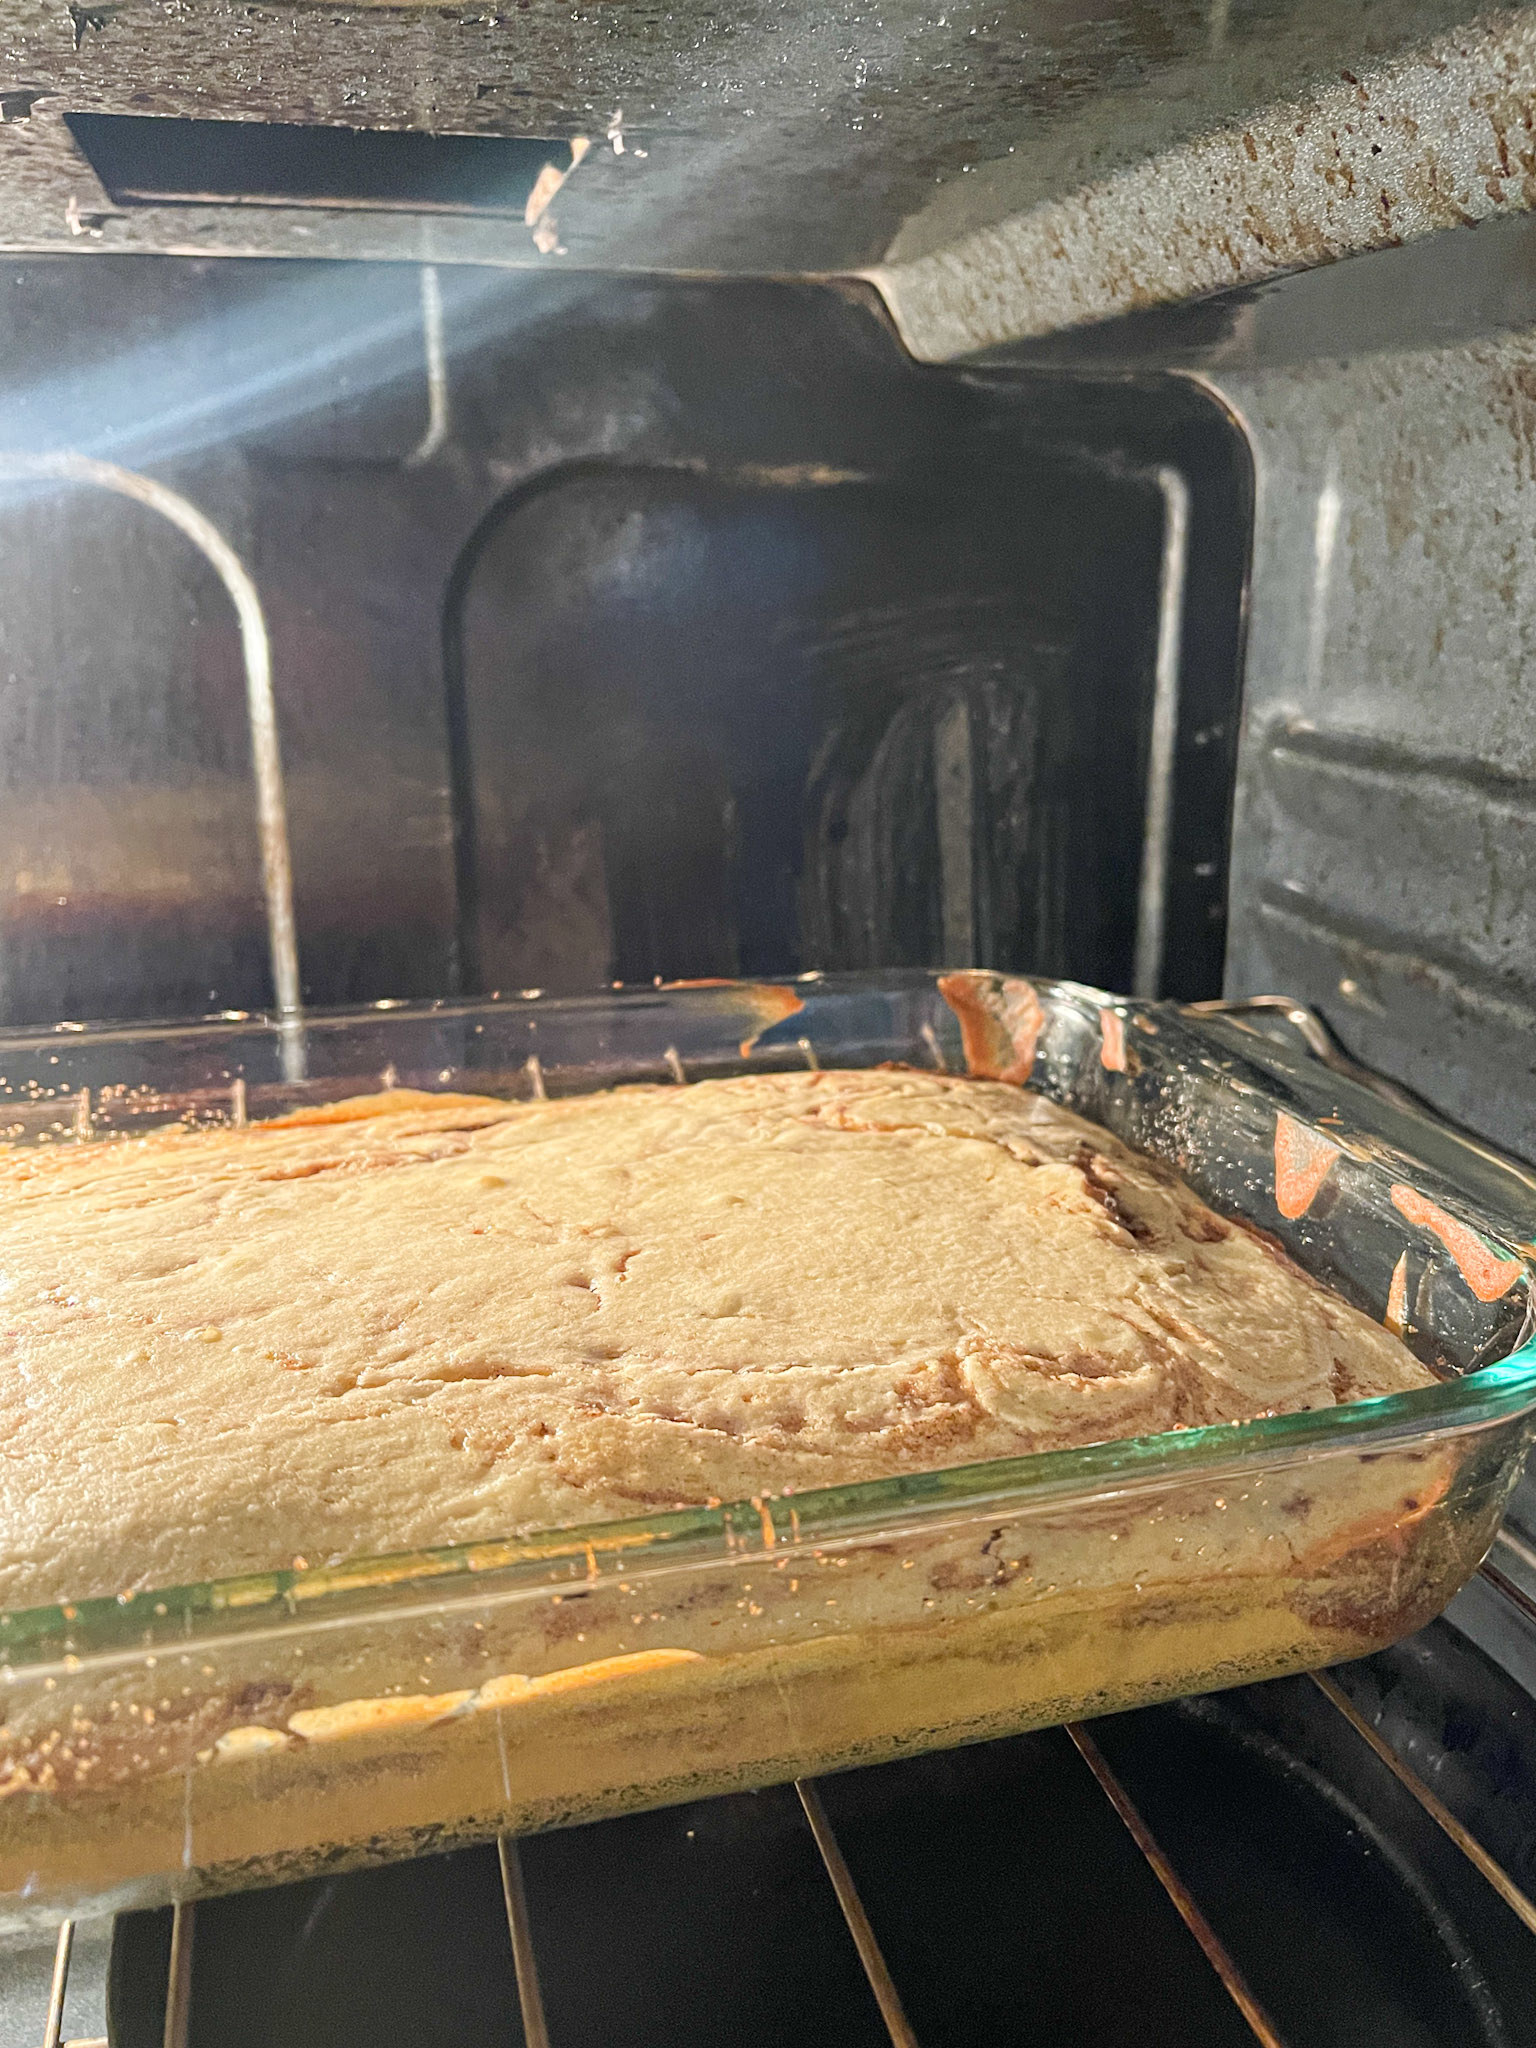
[881,7,1536,358]
[0,0,1526,299]
[1210,325,1536,1165]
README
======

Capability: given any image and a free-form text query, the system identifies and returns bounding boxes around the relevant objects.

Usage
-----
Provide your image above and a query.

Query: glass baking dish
[0,969,1533,1935]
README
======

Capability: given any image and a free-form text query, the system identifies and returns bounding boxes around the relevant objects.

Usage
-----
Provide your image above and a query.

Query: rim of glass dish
[0,972,845,1052]
[5,1349,1536,1671]
[3,972,1536,1671]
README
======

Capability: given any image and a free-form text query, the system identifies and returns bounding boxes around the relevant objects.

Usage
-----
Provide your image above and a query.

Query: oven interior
[5,233,1536,2046]
[0,260,1246,1026]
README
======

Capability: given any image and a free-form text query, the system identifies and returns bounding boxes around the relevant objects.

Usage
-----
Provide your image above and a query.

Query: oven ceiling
[2,0,1536,353]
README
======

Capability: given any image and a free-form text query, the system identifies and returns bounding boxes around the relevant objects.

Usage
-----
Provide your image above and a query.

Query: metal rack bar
[795,1778,921,2048]
[406,265,451,466]
[1483,1523,1536,1632]
[41,1920,73,2048]
[1308,1670,1536,1936]
[498,1836,552,2048]
[1132,464,1189,1000]
[1489,1522,1536,1583]
[37,1675,1535,2048]
[1065,1723,1288,2048]
[1481,1549,1536,1644]
[31,1915,107,2048]
[162,1902,194,2048]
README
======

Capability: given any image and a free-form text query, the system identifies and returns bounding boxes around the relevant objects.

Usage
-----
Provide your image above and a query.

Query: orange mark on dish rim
[938,972,1045,1085]
[1385,1251,1409,1337]
[1390,1185,1523,1302]
[1099,1010,1127,1073]
[1273,1113,1341,1220]
[662,978,806,1058]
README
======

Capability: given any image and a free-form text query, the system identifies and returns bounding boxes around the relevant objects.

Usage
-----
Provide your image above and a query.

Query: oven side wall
[1207,335,1536,1168]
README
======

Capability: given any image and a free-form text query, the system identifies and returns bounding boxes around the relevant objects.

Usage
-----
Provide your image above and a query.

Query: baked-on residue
[0,1071,1433,1609]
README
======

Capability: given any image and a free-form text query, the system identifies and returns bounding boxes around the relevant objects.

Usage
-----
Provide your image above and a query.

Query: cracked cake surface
[0,1069,1433,1609]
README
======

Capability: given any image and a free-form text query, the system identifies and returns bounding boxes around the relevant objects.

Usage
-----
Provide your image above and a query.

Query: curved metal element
[1309,1671,1536,1940]
[405,266,450,467]
[439,454,675,991]
[0,452,304,1079]
[1182,995,1420,1108]
[1133,465,1189,1000]
[162,1900,194,2048]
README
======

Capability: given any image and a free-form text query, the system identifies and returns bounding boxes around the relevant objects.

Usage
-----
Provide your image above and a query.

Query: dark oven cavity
[0,262,1249,1025]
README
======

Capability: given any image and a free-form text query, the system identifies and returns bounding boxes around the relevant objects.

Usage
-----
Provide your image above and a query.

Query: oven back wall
[0,259,1248,1024]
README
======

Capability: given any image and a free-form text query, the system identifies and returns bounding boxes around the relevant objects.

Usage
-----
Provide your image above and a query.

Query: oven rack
[28,1604,1536,2048]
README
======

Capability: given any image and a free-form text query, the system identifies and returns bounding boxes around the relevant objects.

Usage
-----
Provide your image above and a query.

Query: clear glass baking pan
[0,969,1533,1934]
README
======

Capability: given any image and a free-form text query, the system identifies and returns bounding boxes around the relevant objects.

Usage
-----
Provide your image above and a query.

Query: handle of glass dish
[1184,995,1536,1211]
[1181,996,1424,1111]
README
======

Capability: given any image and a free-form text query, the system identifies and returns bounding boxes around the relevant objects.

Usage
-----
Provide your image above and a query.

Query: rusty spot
[1482,359,1536,485]
[885,15,1536,361]
[524,135,590,229]
[1274,1112,1341,1220]
[1390,1184,1522,1301]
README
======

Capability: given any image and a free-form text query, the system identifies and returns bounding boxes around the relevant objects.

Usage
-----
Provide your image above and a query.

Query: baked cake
[0,1069,1433,1610]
